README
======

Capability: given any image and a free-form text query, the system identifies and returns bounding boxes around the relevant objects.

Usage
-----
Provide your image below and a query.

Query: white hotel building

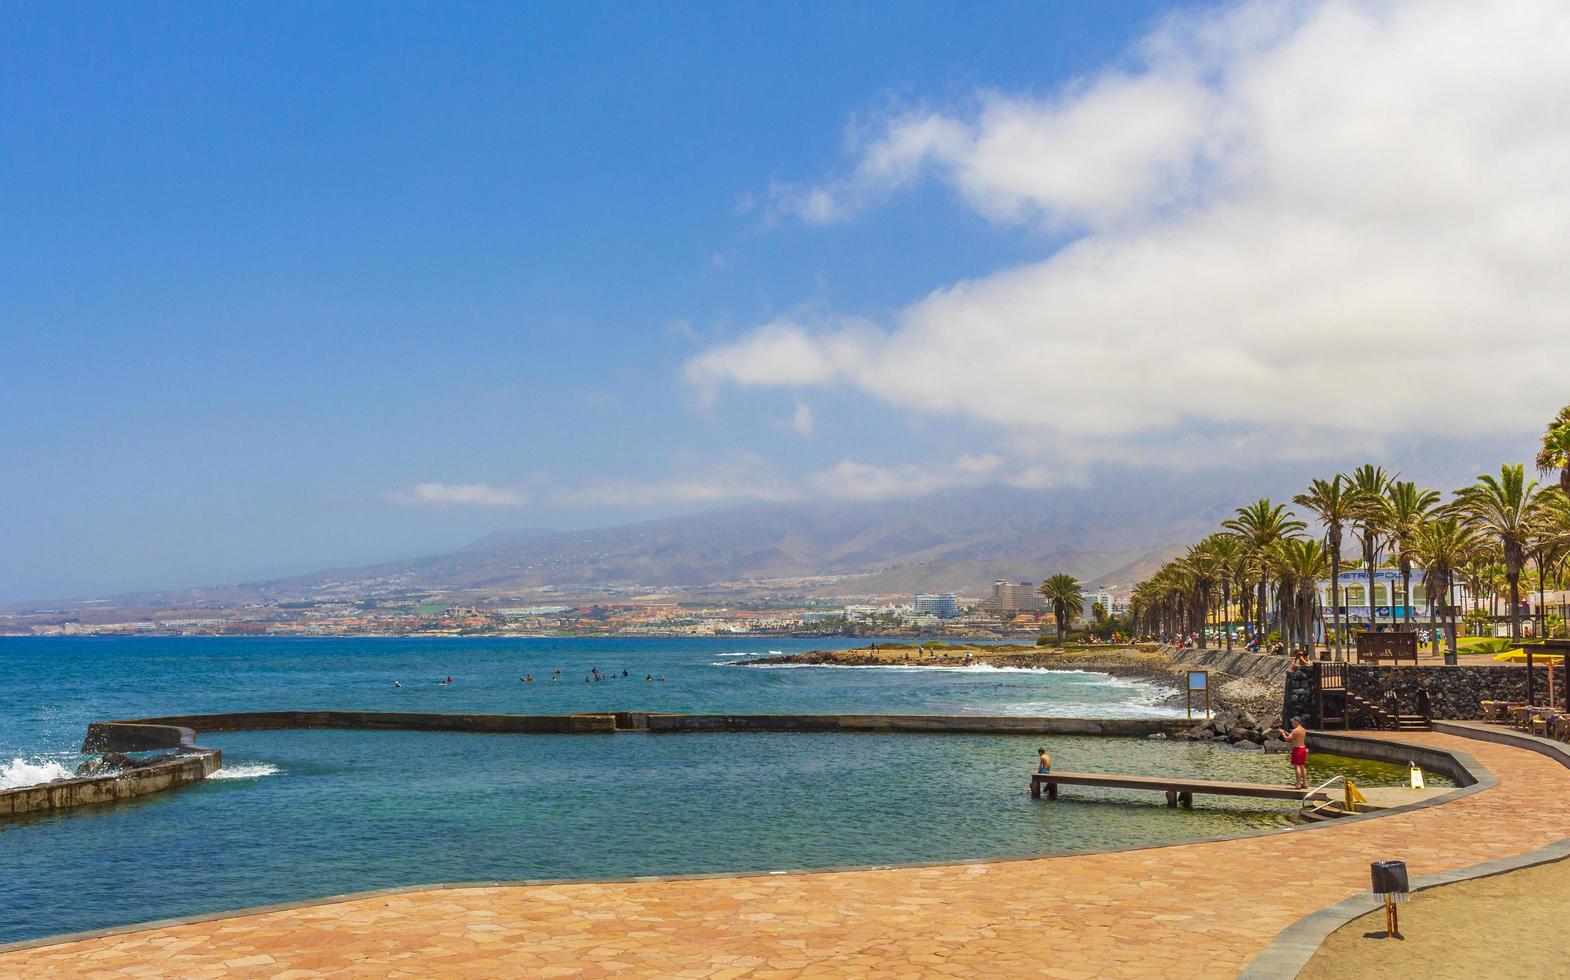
[1316,569,1473,628]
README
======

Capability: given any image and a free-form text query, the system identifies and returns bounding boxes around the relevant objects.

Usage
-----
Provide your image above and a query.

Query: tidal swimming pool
[0,729,1439,944]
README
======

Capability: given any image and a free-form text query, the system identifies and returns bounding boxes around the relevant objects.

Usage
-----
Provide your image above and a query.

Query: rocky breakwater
[1172,708,1292,754]
[742,644,1185,684]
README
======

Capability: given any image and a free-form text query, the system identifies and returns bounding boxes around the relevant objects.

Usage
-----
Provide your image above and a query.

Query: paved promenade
[6,731,1569,978]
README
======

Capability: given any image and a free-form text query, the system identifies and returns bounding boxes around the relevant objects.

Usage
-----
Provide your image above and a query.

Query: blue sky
[4,1,1567,600]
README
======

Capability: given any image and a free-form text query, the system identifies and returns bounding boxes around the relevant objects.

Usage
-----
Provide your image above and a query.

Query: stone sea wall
[100,710,1193,742]
[0,749,218,818]
[1284,663,1567,728]
[1347,664,1565,720]
[626,713,1189,737]
[1163,646,1292,683]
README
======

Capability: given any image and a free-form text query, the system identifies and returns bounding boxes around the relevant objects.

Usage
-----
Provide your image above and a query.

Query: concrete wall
[630,714,1190,737]
[1308,732,1476,787]
[1347,664,1565,720]
[0,749,219,818]
[93,711,619,742]
[1164,646,1291,683]
[1285,662,1566,730]
[82,721,199,753]
[98,711,1190,741]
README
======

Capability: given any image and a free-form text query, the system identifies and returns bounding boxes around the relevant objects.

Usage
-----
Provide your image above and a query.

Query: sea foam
[0,757,73,790]
[725,662,1098,675]
[210,762,280,780]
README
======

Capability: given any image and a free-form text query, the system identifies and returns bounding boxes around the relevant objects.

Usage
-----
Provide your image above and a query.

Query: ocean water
[0,637,1423,944]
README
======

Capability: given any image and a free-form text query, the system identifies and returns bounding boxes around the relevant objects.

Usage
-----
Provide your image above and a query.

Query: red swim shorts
[1290,746,1308,767]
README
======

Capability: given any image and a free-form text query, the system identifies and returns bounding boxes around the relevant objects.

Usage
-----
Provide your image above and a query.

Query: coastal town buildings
[1315,570,1478,630]
[980,581,1045,615]
[912,593,959,619]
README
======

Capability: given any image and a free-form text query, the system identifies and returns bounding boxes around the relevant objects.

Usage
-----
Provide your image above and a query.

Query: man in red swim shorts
[1279,717,1309,789]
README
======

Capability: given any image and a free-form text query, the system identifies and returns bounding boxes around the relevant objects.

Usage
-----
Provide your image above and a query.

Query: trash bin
[1443,651,1458,666]
[1371,860,1409,898]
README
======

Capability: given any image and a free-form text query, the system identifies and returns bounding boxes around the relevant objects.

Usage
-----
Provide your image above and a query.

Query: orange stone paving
[6,731,1569,978]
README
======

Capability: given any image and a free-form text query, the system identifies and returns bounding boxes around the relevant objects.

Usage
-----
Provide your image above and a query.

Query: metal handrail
[1302,774,1345,814]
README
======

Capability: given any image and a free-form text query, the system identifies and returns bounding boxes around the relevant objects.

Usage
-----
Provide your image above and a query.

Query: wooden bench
[1030,771,1328,808]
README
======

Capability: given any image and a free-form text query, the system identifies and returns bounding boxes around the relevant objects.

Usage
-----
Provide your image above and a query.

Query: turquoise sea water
[0,637,1422,944]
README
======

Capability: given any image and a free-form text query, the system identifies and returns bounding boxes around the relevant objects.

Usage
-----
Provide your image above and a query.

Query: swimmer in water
[394,680,402,688]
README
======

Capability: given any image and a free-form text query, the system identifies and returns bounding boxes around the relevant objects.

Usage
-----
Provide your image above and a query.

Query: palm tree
[1346,465,1393,633]
[1179,539,1226,649]
[1382,480,1441,631]
[1536,403,1570,497]
[1269,537,1330,655]
[1202,533,1248,651]
[1531,492,1570,635]
[1460,553,1495,634]
[1294,476,1357,658]
[1412,517,1484,655]
[1449,464,1542,642]
[1223,499,1306,643]
[1038,573,1086,644]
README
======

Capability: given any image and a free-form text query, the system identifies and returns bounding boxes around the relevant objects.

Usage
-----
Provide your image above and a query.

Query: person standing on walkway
[1278,718,1309,789]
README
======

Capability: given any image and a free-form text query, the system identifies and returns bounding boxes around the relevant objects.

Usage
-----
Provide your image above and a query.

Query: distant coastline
[739,641,1180,682]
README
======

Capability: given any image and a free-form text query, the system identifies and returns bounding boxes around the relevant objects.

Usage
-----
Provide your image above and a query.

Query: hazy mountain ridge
[3,479,1246,617]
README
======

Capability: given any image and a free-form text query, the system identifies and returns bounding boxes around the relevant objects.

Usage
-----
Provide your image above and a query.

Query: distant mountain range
[7,450,1526,620]
[10,474,1281,615]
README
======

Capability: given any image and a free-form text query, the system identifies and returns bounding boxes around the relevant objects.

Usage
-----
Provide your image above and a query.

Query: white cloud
[808,453,1004,501]
[570,455,798,508]
[789,400,814,437]
[388,483,528,507]
[713,0,1570,463]
[567,453,1013,508]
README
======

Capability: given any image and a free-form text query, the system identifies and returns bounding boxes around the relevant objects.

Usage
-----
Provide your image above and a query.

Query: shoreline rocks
[1172,709,1291,753]
[741,645,1291,737]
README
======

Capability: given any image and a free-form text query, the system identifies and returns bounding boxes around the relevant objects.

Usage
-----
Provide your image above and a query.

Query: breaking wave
[727,662,1100,675]
[0,757,73,790]
[210,763,279,780]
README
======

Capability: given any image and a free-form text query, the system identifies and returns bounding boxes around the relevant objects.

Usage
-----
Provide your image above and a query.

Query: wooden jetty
[1030,771,1328,808]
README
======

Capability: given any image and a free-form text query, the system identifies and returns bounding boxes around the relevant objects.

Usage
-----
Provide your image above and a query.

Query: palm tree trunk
[1257,576,1268,642]
[1509,574,1522,642]
[1401,562,1413,633]
[1364,534,1377,633]
[1331,540,1343,659]
[1448,579,1459,655]
[1223,581,1233,651]
[1538,552,1547,638]
[1299,590,1312,659]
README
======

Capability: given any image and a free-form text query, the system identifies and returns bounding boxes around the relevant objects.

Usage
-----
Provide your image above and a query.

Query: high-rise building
[980,581,1045,614]
[913,593,959,619]
[1082,590,1115,619]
